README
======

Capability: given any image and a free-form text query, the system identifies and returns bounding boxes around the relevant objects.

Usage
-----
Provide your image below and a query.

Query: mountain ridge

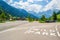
[0,0,39,19]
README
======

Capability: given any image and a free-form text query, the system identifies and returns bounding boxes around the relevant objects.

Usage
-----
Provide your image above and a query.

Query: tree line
[27,11,60,23]
[0,6,18,23]
[0,6,60,23]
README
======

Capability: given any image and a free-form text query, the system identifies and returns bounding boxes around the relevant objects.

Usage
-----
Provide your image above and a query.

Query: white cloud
[12,1,30,8]
[10,0,59,13]
[27,0,43,3]
[44,0,49,3]
[35,0,43,1]
[28,0,34,3]
[4,0,60,13]
[42,0,57,11]
[10,0,42,13]
[56,0,60,10]
[9,0,13,4]
[3,0,13,4]
[42,0,60,12]
[11,2,20,8]
[25,4,42,13]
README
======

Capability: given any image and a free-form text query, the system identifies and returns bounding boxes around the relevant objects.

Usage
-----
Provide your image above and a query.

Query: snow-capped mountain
[1,0,60,18]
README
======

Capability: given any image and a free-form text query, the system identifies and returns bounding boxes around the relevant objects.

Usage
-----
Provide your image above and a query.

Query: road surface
[0,21,29,31]
[0,21,60,40]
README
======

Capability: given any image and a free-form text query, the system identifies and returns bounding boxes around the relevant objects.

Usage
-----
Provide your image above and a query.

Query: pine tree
[27,13,34,22]
[39,15,46,23]
[0,12,6,21]
[41,15,46,21]
[52,11,57,21]
[0,6,7,22]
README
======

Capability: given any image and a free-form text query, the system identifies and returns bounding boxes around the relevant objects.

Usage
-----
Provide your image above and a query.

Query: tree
[41,15,46,21]
[0,12,6,21]
[0,6,6,19]
[0,10,2,14]
[52,11,57,21]
[0,6,7,22]
[27,14,34,22]
[39,15,46,23]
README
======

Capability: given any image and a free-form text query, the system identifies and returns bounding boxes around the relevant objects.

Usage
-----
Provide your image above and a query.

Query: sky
[3,0,60,13]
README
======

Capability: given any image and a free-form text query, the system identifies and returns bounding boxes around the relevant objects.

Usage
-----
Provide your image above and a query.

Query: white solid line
[0,28,16,34]
[0,27,29,34]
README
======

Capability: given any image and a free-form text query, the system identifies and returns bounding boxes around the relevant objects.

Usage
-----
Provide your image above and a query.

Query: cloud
[43,0,60,11]
[10,0,43,13]
[42,0,57,11]
[27,0,34,3]
[11,1,30,8]
[3,0,13,4]
[25,4,42,13]
[45,0,49,2]
[3,0,60,13]
[27,0,43,3]
[56,0,60,10]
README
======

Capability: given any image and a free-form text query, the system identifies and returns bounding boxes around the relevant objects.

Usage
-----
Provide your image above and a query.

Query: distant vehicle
[45,20,56,23]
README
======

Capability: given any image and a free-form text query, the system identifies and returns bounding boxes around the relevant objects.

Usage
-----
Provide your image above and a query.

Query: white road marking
[50,33,56,36]
[25,30,34,34]
[55,25,60,37]
[50,29,55,32]
[0,28,16,34]
[44,29,47,31]
[42,32,48,35]
[57,31,60,37]
[0,26,60,37]
[24,26,60,37]
[32,28,39,31]
[0,27,28,34]
[35,31,40,34]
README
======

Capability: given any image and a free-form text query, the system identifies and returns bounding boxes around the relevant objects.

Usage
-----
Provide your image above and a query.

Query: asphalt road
[0,21,29,31]
[0,21,60,40]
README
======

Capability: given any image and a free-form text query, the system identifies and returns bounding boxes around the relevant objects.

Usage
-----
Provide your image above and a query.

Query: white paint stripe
[42,32,48,35]
[50,33,56,36]
[55,25,60,37]
[44,29,47,31]
[25,30,34,34]
[35,31,40,35]
[0,28,16,34]
[0,27,30,34]
[50,29,56,32]
[33,28,39,31]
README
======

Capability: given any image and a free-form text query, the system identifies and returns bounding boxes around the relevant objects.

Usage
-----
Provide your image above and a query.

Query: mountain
[0,0,38,19]
[0,0,60,19]
[3,0,60,18]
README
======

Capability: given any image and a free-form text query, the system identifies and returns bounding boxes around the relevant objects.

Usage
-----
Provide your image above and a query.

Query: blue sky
[3,0,60,13]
